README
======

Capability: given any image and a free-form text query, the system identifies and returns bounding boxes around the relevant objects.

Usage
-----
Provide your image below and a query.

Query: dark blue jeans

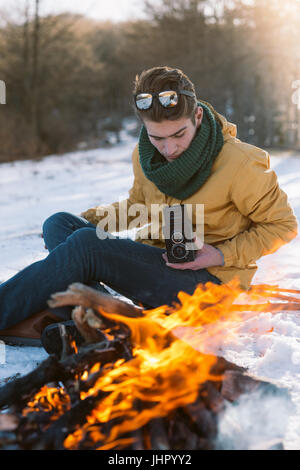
[0,212,221,330]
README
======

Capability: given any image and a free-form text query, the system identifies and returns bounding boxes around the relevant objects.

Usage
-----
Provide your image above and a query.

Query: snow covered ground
[0,134,300,449]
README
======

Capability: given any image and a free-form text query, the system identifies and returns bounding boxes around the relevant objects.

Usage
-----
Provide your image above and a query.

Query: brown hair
[133,66,198,123]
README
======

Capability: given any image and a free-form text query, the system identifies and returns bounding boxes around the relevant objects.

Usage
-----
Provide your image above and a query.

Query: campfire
[0,280,298,450]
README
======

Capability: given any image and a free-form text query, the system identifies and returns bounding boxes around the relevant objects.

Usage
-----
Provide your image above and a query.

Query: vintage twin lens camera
[162,204,197,264]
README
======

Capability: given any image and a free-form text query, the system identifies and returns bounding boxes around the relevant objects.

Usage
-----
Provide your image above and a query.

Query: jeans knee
[42,212,72,238]
[68,227,99,251]
[66,228,104,272]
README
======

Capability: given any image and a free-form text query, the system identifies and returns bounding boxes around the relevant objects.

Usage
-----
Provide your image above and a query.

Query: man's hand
[162,242,224,270]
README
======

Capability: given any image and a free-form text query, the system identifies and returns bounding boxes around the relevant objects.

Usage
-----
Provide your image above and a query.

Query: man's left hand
[162,242,224,270]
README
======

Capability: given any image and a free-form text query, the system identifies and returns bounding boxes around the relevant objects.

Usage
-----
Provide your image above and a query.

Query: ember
[0,280,298,450]
[22,385,70,418]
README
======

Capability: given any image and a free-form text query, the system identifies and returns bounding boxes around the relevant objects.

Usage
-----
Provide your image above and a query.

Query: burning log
[0,281,295,450]
[0,355,63,409]
[0,345,121,409]
[169,406,217,450]
[37,390,110,450]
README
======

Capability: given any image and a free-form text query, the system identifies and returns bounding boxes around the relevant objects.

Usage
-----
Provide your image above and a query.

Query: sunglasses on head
[134,89,196,110]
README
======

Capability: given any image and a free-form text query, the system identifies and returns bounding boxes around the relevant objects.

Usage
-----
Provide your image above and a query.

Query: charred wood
[0,346,120,409]
[181,402,217,441]
[220,370,288,402]
[38,390,109,450]
[210,356,245,376]
[0,355,63,409]
[198,381,225,414]
[168,409,212,450]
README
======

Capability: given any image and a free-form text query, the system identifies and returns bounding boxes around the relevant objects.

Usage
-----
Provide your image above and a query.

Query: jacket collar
[216,112,237,142]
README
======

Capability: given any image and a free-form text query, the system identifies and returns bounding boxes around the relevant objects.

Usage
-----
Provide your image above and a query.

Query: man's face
[144,107,203,162]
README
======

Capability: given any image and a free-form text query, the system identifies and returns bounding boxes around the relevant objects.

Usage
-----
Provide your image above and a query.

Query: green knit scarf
[138,102,224,199]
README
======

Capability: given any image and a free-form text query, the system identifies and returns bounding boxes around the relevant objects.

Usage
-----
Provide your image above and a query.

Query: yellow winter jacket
[82,113,298,290]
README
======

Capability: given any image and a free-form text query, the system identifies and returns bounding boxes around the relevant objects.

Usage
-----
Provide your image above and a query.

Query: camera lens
[171,243,187,259]
[171,231,184,243]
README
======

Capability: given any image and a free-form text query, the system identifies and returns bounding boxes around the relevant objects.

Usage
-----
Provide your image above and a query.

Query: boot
[0,310,62,346]
[41,320,85,358]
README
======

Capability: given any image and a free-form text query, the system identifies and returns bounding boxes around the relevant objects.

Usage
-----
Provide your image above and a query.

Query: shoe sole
[0,335,42,347]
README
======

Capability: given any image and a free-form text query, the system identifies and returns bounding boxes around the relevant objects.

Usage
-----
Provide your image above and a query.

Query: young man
[0,66,298,348]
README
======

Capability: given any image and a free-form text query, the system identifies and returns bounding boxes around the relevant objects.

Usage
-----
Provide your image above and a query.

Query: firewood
[48,282,144,318]
[198,381,225,413]
[85,308,104,329]
[167,411,207,450]
[37,390,109,450]
[79,368,103,393]
[62,344,119,372]
[182,402,217,440]
[220,370,288,402]
[0,355,63,409]
[0,279,294,450]
[209,356,245,376]
[0,346,119,409]
[71,305,104,344]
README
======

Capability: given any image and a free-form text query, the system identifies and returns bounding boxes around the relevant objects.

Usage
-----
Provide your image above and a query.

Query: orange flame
[24,279,300,450]
[66,278,300,450]
[22,385,70,419]
[64,279,300,449]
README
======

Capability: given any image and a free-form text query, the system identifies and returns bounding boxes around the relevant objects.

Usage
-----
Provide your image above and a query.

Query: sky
[0,0,149,23]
